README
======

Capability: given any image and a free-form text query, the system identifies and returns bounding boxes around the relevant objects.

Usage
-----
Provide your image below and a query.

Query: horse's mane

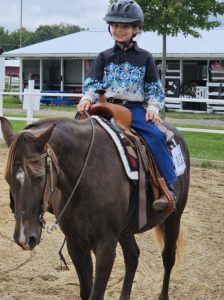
[24,117,72,130]
[5,132,28,182]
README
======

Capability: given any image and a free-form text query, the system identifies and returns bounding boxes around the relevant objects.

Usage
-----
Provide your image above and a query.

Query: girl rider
[77,0,177,211]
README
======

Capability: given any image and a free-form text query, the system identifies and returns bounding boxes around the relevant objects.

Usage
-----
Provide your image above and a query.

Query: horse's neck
[52,120,94,184]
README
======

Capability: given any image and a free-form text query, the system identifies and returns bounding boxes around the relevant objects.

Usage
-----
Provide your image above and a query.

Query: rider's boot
[152,184,177,211]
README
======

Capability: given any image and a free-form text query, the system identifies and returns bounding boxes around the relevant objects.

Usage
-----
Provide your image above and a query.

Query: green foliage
[0,23,86,52]
[135,0,224,36]
[31,23,85,44]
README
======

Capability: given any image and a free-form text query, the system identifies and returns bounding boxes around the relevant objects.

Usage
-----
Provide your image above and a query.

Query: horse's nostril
[27,236,37,249]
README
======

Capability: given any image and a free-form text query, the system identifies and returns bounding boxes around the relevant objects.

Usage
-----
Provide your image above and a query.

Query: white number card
[171,144,186,176]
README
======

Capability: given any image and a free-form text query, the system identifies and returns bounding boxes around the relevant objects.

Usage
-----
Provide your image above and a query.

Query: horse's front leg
[89,234,118,300]
[159,215,181,300]
[119,234,140,300]
[66,237,93,300]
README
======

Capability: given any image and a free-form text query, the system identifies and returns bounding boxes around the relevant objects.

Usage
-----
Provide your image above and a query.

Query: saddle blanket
[92,116,139,180]
[92,116,186,179]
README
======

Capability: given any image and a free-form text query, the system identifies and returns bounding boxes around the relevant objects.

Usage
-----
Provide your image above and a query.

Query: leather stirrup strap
[133,137,148,229]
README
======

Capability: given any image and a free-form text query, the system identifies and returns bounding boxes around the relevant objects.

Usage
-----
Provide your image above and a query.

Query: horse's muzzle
[14,224,42,250]
[15,234,41,250]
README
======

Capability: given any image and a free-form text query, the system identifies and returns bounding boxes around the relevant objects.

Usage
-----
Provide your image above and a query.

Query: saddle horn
[89,90,132,127]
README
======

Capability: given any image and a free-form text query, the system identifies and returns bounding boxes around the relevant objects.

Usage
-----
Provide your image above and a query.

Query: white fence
[0,91,224,140]
[5,76,19,92]
[166,97,224,113]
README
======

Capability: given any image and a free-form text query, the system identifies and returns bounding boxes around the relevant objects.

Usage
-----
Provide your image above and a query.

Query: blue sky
[0,0,223,32]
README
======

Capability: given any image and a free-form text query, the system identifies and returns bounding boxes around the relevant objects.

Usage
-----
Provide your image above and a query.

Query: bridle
[13,141,60,229]
[11,113,95,233]
[38,144,60,229]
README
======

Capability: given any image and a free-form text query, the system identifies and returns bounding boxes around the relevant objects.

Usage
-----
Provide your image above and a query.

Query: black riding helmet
[103,0,144,27]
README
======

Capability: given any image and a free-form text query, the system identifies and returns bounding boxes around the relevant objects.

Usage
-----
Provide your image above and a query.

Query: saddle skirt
[92,115,186,180]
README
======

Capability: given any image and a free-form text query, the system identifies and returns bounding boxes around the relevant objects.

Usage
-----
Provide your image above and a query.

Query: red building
[5,59,20,77]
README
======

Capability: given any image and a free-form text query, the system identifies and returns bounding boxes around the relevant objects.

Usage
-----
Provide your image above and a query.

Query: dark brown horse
[0,115,190,300]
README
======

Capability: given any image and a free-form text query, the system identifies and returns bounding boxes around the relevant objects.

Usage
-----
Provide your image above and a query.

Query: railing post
[23,80,40,124]
[180,98,183,110]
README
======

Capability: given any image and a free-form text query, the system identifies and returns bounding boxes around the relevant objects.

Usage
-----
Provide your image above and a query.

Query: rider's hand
[77,99,91,113]
[145,110,161,124]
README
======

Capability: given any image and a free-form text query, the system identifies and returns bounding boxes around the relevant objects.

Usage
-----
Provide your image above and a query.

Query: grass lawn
[181,131,224,161]
[172,123,224,131]
[165,111,224,121]
[3,95,75,111]
[3,96,22,108]
[9,120,27,132]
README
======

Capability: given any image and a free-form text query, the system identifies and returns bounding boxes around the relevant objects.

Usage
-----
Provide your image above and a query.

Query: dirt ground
[0,143,224,300]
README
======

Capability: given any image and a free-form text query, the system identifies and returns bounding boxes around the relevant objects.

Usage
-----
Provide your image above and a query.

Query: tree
[0,27,8,51]
[0,23,86,52]
[135,0,224,117]
[32,23,85,44]
[8,28,33,49]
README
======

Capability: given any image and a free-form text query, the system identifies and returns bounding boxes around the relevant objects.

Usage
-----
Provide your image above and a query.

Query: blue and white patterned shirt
[82,41,165,113]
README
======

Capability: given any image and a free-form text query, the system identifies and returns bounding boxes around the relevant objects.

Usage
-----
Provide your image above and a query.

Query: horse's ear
[33,123,56,150]
[0,117,16,147]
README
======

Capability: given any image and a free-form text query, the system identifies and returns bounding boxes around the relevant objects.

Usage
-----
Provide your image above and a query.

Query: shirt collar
[113,41,141,53]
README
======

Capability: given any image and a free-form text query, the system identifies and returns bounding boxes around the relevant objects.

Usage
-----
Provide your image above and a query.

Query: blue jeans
[125,103,177,185]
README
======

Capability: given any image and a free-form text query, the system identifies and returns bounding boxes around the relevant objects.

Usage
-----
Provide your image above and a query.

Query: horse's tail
[154,224,185,262]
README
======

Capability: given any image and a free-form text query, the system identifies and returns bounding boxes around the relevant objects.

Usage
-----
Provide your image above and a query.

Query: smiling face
[111,23,139,43]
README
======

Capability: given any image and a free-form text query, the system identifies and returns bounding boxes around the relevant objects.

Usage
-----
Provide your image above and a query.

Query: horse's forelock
[5,132,32,182]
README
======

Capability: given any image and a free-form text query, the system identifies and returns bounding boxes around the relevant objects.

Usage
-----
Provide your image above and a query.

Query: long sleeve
[144,55,165,114]
[82,53,105,103]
